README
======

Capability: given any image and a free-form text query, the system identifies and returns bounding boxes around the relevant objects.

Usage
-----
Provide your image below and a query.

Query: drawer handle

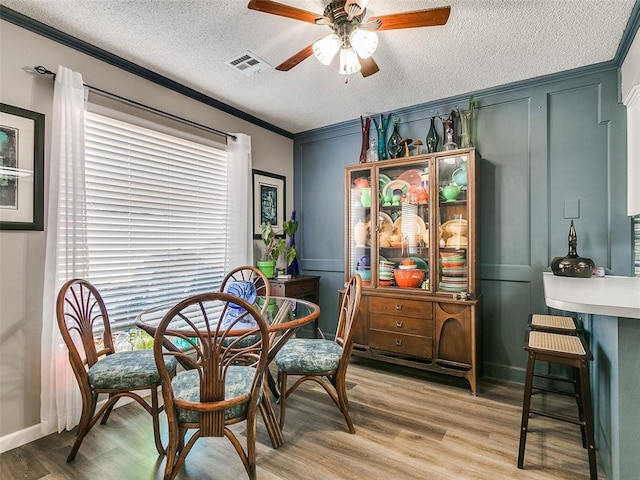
[395,304,403,311]
[396,321,403,328]
[395,339,403,346]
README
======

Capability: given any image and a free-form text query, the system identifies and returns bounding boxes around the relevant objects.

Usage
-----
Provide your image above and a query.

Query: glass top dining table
[135,295,320,449]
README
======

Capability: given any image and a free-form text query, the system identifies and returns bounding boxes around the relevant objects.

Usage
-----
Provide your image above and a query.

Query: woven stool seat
[529,314,578,334]
[528,331,585,355]
[518,328,596,480]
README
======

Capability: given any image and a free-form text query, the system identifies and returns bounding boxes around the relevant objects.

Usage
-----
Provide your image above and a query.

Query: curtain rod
[34,66,237,142]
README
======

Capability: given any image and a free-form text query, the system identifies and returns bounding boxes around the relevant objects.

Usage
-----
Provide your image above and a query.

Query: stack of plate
[379,260,395,286]
[439,252,467,292]
[357,255,371,285]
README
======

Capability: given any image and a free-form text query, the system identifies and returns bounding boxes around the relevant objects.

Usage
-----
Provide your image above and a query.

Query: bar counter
[542,271,640,480]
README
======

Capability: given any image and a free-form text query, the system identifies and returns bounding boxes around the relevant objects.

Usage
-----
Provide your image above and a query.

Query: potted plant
[257,221,297,278]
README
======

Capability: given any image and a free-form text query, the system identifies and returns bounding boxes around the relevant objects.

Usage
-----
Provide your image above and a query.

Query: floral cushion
[275,339,342,374]
[171,365,257,423]
[88,350,177,390]
[221,334,261,349]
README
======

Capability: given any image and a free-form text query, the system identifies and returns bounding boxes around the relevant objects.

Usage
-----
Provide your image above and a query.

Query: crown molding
[0,6,294,139]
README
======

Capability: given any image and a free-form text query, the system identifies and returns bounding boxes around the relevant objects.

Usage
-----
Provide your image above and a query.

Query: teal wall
[590,314,619,479]
[293,66,632,378]
[293,66,634,480]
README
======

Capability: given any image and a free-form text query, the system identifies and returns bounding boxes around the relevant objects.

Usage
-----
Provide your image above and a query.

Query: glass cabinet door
[348,169,373,286]
[377,161,430,290]
[436,154,469,295]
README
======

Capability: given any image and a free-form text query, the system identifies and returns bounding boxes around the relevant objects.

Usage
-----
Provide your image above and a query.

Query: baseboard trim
[0,423,45,454]
[0,393,140,454]
[482,362,526,384]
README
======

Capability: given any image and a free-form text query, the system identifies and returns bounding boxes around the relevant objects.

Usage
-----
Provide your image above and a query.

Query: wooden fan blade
[247,0,319,24]
[359,56,379,77]
[276,44,314,71]
[371,6,451,31]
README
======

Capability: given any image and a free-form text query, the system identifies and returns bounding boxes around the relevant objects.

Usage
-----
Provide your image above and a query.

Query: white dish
[393,214,426,237]
[446,235,468,248]
[378,212,393,233]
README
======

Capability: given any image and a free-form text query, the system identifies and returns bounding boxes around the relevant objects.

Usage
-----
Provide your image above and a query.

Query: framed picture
[252,169,285,239]
[0,104,45,230]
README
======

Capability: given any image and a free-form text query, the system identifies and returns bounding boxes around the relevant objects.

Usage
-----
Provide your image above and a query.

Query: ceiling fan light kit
[248,0,451,78]
[313,33,341,65]
[350,29,378,59]
[339,47,361,75]
[313,29,377,73]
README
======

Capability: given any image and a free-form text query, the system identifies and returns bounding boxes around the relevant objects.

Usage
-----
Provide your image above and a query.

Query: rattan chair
[275,274,362,433]
[56,278,177,462]
[153,292,270,480]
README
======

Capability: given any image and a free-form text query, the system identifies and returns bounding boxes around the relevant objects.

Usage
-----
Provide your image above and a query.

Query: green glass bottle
[426,116,439,153]
[387,120,403,159]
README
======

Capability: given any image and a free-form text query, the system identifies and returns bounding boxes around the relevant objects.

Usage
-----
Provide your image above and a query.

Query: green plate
[378,173,391,192]
[410,256,429,272]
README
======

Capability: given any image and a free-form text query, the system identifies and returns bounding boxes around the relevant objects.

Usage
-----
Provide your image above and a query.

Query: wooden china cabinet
[343,148,481,394]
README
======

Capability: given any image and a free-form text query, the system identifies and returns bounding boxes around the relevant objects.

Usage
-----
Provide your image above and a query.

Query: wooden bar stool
[517,330,597,480]
[527,313,586,448]
[528,313,579,334]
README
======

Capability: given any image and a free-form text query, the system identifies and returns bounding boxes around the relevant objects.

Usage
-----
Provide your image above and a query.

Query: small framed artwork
[252,169,285,239]
[0,104,45,230]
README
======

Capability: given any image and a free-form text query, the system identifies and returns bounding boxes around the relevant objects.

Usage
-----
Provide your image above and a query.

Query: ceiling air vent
[225,51,272,76]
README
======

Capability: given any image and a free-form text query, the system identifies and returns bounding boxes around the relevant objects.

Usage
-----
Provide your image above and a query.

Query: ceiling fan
[247,0,451,77]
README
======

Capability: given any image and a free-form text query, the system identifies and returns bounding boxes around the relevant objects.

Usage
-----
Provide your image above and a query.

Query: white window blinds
[83,110,228,329]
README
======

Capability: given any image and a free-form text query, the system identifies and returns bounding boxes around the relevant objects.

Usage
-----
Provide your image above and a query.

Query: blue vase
[286,211,300,275]
[372,114,391,160]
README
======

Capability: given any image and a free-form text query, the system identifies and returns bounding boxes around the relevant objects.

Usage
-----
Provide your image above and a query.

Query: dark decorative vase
[387,120,403,159]
[442,110,458,151]
[359,116,371,163]
[550,220,595,278]
[426,116,439,153]
[286,211,300,275]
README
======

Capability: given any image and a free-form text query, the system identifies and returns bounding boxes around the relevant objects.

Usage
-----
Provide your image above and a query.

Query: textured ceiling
[1,0,637,134]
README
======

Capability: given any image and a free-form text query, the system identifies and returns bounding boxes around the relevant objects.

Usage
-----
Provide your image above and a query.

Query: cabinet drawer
[270,280,318,299]
[369,330,433,359]
[370,297,432,319]
[369,313,432,337]
[269,283,287,297]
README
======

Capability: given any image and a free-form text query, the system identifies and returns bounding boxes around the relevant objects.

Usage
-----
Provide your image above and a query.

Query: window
[81,109,228,329]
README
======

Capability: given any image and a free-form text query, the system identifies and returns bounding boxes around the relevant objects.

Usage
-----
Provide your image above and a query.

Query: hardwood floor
[0,358,606,479]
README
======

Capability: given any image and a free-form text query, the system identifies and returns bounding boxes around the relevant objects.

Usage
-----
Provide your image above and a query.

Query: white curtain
[40,66,88,434]
[225,133,253,268]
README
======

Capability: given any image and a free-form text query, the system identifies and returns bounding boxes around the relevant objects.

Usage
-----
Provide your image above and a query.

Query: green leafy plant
[260,220,298,266]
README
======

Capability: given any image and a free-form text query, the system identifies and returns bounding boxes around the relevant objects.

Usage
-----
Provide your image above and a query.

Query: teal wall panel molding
[294,65,630,363]
[294,65,632,480]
